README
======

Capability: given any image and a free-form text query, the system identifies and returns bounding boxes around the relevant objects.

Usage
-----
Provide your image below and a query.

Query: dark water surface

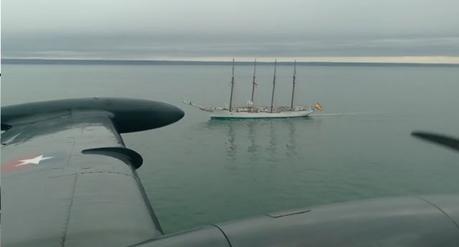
[2,62,459,232]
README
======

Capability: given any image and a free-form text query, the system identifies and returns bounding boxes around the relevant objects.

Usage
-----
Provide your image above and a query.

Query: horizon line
[3,56,459,65]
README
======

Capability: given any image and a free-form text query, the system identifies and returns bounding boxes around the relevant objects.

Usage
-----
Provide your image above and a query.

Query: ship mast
[228,58,235,112]
[250,59,257,104]
[270,59,277,113]
[290,60,297,110]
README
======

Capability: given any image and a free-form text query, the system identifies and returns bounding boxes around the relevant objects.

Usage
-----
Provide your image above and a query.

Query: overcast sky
[3,0,459,60]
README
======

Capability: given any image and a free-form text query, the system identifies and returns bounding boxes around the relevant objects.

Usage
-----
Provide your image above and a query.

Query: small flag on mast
[313,102,324,112]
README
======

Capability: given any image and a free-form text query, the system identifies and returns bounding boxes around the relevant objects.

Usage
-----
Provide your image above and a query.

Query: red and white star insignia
[16,155,53,167]
[2,154,54,173]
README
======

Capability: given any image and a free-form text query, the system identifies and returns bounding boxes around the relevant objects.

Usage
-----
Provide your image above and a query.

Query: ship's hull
[210,109,313,119]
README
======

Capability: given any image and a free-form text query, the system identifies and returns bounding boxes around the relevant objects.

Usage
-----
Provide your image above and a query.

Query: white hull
[210,109,314,119]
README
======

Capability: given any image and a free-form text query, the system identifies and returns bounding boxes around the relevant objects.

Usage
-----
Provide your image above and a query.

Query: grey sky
[3,0,459,59]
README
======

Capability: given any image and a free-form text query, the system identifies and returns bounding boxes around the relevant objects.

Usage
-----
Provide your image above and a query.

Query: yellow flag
[313,102,323,112]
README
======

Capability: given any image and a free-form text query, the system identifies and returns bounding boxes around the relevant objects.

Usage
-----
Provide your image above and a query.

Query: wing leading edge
[1,98,184,247]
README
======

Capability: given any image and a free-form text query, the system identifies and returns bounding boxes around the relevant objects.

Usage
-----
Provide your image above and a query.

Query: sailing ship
[185,59,323,119]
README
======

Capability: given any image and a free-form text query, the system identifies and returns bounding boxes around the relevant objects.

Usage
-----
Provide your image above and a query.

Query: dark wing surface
[1,98,184,247]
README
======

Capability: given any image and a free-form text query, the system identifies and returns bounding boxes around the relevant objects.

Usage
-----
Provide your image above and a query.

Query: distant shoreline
[3,58,459,67]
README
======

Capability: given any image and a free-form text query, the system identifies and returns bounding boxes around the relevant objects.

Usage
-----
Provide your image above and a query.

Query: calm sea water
[2,62,459,232]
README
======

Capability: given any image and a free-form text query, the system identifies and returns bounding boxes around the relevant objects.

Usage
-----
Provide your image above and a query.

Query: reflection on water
[226,122,236,160]
[287,120,297,156]
[206,118,317,161]
[267,121,277,160]
[247,121,257,154]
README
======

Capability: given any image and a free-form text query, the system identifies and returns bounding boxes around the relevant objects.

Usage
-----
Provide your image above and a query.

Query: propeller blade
[411,131,459,152]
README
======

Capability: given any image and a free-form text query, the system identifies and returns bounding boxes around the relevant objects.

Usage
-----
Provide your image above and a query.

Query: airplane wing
[1,98,184,247]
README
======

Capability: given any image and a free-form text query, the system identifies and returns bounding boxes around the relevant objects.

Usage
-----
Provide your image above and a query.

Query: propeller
[411,131,459,152]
